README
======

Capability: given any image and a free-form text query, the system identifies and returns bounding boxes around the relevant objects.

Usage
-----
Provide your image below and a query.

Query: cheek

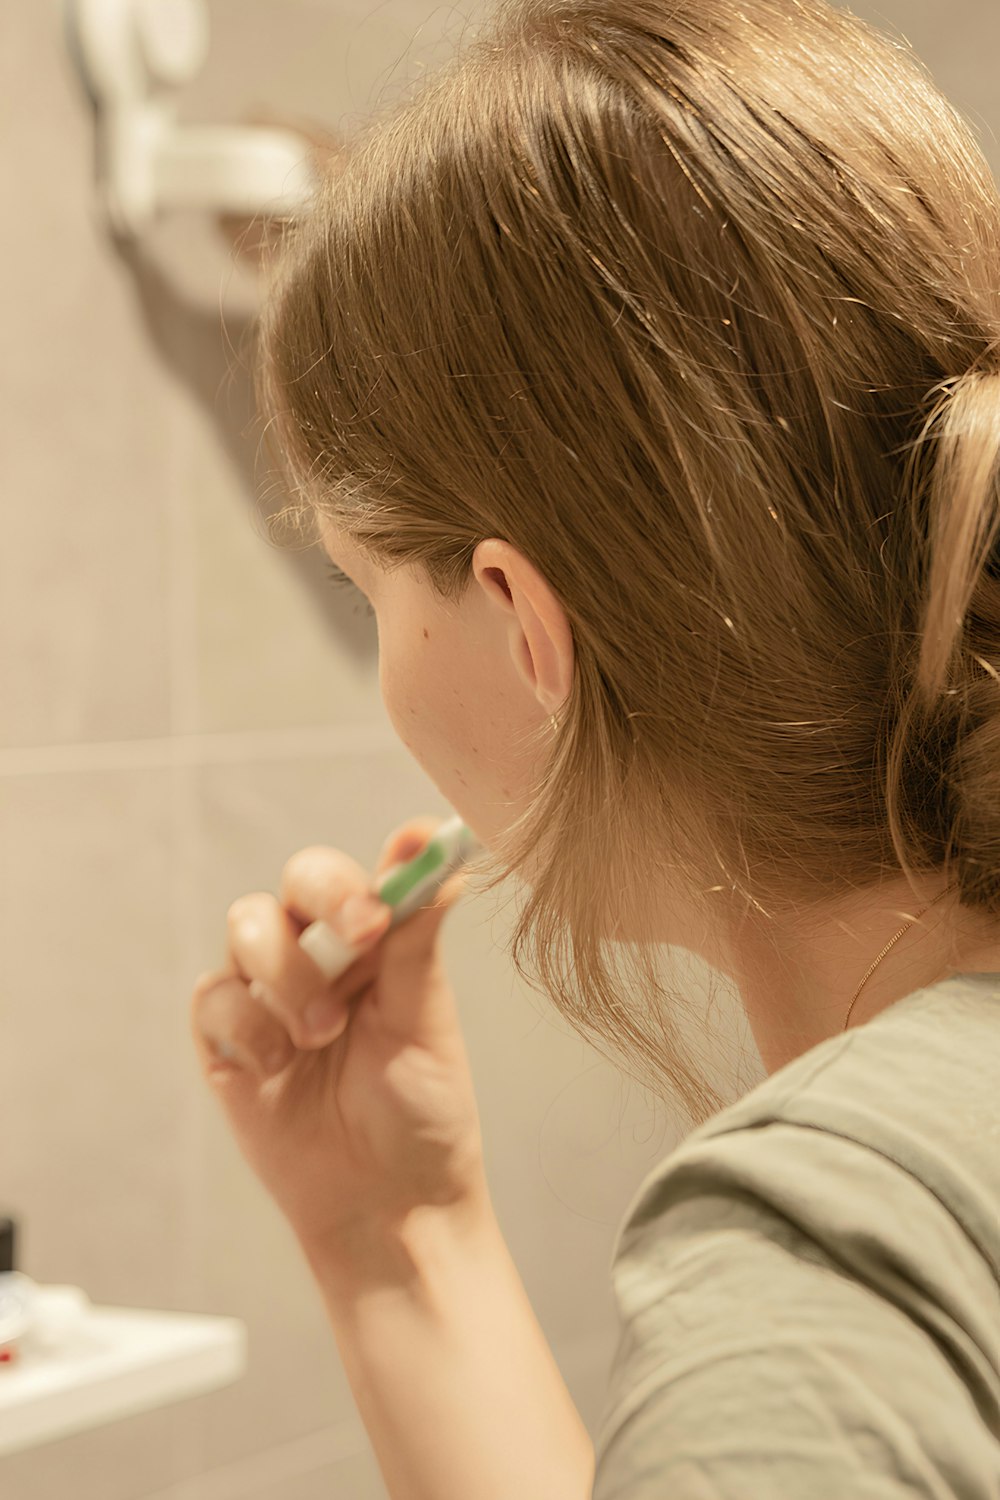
[376,611,542,845]
[378,622,452,755]
[378,617,493,801]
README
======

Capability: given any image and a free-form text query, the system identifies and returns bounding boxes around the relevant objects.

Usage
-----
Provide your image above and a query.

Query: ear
[472,539,574,714]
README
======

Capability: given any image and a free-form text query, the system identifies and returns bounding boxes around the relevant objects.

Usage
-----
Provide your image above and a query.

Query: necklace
[842,886,952,1031]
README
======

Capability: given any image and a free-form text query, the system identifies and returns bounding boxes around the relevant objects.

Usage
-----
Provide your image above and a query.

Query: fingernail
[299,921,354,982]
[339,894,389,942]
[248,979,275,1006]
[213,1038,245,1066]
[262,1046,289,1076]
[303,997,347,1042]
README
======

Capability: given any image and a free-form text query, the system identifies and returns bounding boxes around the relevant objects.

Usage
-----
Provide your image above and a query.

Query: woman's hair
[254,0,1000,1125]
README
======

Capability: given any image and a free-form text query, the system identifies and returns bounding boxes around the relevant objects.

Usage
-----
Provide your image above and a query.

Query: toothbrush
[298,815,483,983]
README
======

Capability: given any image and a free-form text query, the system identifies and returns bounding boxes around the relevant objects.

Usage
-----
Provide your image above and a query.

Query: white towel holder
[65,0,319,237]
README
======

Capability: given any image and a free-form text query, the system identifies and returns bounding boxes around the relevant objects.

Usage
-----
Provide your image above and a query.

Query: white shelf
[0,1292,247,1456]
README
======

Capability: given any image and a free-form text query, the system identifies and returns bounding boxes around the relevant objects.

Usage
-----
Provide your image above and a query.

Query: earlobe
[517,609,573,715]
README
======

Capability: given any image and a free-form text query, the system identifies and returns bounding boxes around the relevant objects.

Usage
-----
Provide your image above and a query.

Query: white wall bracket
[65,0,319,237]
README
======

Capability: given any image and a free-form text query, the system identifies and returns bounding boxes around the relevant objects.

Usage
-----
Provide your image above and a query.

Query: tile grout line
[0,722,398,778]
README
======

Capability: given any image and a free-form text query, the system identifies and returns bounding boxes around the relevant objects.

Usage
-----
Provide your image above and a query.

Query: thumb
[374,817,451,879]
[371,820,470,1028]
[375,818,470,903]
[375,818,470,941]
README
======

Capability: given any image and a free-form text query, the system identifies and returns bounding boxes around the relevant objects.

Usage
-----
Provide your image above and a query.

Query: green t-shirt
[593,972,1000,1498]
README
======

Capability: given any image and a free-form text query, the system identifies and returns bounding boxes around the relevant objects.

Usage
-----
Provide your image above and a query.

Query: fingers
[191,971,294,1081]
[191,942,382,1083]
[374,817,443,879]
[226,891,388,1049]
[279,844,394,942]
[192,820,454,1080]
[279,818,453,922]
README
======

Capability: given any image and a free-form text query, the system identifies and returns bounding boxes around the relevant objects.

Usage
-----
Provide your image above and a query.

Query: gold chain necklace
[842,887,952,1031]
[546,710,952,1037]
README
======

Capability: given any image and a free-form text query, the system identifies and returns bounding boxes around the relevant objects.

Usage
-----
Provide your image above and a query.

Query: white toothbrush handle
[298,816,481,983]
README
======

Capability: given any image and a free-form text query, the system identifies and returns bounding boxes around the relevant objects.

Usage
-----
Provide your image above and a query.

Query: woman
[191,0,1000,1493]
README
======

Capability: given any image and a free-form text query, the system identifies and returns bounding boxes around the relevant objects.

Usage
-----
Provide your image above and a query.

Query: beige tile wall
[1,0,993,1496]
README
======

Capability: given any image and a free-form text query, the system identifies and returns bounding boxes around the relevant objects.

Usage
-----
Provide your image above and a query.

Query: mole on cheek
[423,628,429,639]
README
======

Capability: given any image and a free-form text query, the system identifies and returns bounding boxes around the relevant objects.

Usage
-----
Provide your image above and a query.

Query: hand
[191,818,489,1257]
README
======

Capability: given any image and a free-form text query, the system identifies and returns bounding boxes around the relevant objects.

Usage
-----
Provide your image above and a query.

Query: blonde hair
[254,0,1000,1126]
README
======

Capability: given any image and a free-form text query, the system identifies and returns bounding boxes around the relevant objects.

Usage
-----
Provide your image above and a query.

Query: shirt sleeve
[591,1126,1000,1500]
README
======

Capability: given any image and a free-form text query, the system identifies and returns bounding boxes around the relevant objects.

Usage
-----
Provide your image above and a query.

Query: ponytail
[887,359,1000,914]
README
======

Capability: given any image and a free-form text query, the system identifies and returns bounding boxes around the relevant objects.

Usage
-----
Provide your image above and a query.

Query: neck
[726,875,1000,1074]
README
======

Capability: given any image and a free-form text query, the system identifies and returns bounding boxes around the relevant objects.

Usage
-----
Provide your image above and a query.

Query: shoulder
[611,972,1000,1281]
[595,1137,1000,1498]
[593,980,1000,1498]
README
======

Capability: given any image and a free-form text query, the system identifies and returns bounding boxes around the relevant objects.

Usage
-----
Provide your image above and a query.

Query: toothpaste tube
[298,814,482,983]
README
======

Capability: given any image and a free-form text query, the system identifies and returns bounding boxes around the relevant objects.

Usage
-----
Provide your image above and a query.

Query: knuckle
[192,971,292,1071]
[226,893,271,937]
[228,1007,276,1056]
[379,817,437,859]
[192,969,221,1001]
[404,815,443,839]
[248,975,307,1037]
[282,845,339,880]
[192,970,239,1016]
[280,846,365,914]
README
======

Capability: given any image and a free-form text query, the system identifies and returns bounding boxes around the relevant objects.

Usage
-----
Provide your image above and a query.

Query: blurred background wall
[0,2,995,1496]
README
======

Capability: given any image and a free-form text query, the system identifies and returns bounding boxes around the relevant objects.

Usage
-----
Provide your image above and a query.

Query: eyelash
[325,563,375,617]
